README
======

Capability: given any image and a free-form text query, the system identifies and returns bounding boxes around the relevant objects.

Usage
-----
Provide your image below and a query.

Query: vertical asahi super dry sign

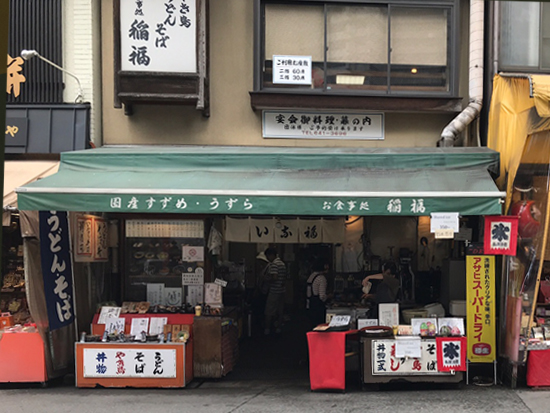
[120,0,196,73]
[466,244,496,363]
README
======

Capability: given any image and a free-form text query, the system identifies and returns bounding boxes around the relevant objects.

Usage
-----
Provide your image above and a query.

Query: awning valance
[16,146,505,216]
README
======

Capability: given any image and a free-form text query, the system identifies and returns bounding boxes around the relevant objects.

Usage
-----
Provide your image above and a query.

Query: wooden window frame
[251,0,462,113]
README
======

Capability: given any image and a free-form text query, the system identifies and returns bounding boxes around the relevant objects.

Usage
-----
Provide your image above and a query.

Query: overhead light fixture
[411,68,418,74]
[336,75,365,85]
[21,49,84,103]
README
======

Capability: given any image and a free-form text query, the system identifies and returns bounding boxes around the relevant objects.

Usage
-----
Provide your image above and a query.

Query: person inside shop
[263,248,287,336]
[361,261,400,318]
[306,260,329,329]
[251,251,271,333]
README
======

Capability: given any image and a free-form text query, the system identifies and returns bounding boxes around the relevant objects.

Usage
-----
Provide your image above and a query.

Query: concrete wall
[101,0,470,148]
[63,0,103,146]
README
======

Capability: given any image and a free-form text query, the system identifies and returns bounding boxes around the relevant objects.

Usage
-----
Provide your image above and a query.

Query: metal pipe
[439,0,485,147]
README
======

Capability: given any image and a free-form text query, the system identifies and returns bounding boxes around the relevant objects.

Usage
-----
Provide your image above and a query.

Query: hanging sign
[250,218,275,243]
[298,219,323,244]
[436,336,467,372]
[484,216,518,256]
[466,254,496,362]
[83,348,177,378]
[39,211,76,331]
[430,212,459,233]
[274,218,299,243]
[263,111,384,140]
[120,0,197,73]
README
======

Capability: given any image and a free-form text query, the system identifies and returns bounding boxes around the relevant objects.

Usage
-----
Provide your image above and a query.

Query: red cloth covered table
[527,349,550,387]
[307,330,358,391]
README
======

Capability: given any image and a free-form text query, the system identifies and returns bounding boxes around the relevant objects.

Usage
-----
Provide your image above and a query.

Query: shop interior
[65,213,476,381]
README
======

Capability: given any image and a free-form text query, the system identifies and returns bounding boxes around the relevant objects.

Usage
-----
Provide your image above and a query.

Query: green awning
[16,146,505,216]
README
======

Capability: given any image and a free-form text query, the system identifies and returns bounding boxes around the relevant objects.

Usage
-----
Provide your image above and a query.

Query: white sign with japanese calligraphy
[263,111,384,140]
[94,218,109,261]
[105,318,126,335]
[146,283,165,306]
[372,339,447,375]
[120,0,196,73]
[186,285,203,306]
[83,348,177,378]
[225,217,250,242]
[378,303,399,327]
[204,283,222,305]
[130,318,150,337]
[272,55,312,85]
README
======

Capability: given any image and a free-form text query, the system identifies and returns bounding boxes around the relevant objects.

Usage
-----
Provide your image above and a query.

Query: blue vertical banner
[39,211,75,331]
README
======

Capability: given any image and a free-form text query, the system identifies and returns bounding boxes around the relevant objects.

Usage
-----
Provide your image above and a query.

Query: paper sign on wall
[378,303,399,327]
[104,317,126,335]
[204,283,222,305]
[130,318,149,338]
[149,317,168,335]
[164,288,183,307]
[186,285,204,306]
[98,306,122,324]
[182,246,204,262]
[146,283,165,306]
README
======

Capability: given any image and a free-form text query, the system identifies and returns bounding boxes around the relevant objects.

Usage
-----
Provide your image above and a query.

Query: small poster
[182,246,204,262]
[436,336,467,372]
[411,318,438,337]
[186,285,204,306]
[182,269,204,286]
[75,215,93,258]
[484,216,518,256]
[98,306,122,324]
[104,317,126,335]
[149,317,168,335]
[438,318,465,336]
[204,283,222,305]
[378,303,399,327]
[164,288,183,307]
[93,218,109,261]
[130,318,149,338]
[146,283,165,306]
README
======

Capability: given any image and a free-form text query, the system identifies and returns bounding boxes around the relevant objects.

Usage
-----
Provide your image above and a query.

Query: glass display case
[123,220,205,302]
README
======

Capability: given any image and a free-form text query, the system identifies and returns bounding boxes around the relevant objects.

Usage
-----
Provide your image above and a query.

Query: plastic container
[423,303,445,318]
[402,308,428,324]
[449,300,466,317]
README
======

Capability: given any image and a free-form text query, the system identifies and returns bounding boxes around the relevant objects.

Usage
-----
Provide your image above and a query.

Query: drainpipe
[439,0,484,147]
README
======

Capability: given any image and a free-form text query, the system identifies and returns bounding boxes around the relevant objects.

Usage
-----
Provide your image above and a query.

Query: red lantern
[510,200,541,239]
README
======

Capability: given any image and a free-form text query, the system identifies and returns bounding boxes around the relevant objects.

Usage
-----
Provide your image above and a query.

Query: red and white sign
[484,216,518,256]
[436,337,467,372]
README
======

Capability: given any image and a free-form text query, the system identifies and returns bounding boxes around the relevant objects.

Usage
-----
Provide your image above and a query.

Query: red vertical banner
[484,216,518,255]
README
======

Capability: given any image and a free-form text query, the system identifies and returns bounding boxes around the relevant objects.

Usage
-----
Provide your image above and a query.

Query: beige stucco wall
[101,0,468,148]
